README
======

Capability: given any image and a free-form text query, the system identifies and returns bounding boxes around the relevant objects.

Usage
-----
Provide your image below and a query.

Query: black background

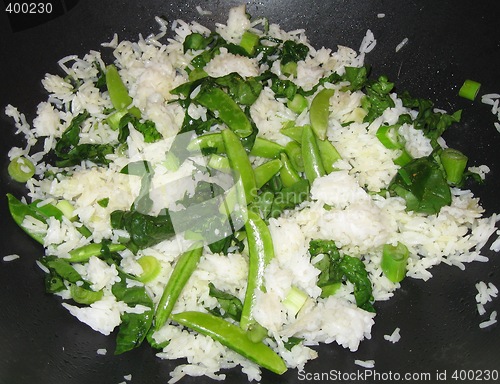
[1,1,499,383]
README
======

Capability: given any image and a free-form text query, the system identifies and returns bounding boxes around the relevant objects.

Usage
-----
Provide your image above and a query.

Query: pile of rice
[5,5,500,383]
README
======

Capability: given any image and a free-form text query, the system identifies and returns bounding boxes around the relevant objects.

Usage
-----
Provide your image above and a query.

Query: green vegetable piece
[68,242,126,263]
[112,272,154,354]
[97,198,109,208]
[284,140,304,172]
[183,32,208,52]
[280,123,303,142]
[301,125,326,182]
[137,255,162,283]
[279,153,301,187]
[316,137,342,174]
[208,154,231,173]
[55,200,75,220]
[222,129,257,204]
[458,79,481,101]
[282,286,308,317]
[70,284,103,305]
[195,87,253,137]
[254,159,282,189]
[207,282,243,322]
[339,255,375,312]
[41,256,82,284]
[187,132,225,153]
[246,322,268,343]
[381,242,409,283]
[287,93,308,114]
[240,210,275,330]
[106,64,133,111]
[440,148,468,185]
[7,193,46,244]
[280,40,309,66]
[171,311,287,375]
[376,125,404,150]
[154,243,203,331]
[240,31,260,55]
[393,148,413,167]
[8,156,35,183]
[309,88,334,140]
[249,137,285,159]
[389,156,452,214]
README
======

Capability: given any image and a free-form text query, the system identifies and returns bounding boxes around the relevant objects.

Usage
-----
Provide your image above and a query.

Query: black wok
[1,1,499,383]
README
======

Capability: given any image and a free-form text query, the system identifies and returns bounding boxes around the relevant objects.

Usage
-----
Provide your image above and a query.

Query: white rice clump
[4,4,500,383]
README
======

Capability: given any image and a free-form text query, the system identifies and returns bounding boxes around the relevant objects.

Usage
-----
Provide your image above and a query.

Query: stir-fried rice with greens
[5,5,500,382]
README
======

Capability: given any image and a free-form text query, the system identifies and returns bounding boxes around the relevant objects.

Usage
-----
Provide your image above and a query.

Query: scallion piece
[458,79,481,101]
[137,255,162,283]
[440,148,468,185]
[240,31,260,55]
[287,93,308,114]
[381,242,409,283]
[376,125,403,149]
[8,156,35,183]
[282,286,308,317]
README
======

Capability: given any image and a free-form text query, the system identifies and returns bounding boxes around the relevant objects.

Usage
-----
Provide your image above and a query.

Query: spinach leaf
[362,75,395,123]
[309,240,375,312]
[55,143,115,167]
[40,255,83,294]
[389,156,451,214]
[118,114,162,143]
[280,40,309,65]
[207,282,243,321]
[112,273,154,354]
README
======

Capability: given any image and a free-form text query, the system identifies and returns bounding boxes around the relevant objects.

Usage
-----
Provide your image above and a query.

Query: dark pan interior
[1,1,499,383]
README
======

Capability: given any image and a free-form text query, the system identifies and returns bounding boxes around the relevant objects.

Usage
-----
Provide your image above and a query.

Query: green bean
[222,129,257,204]
[195,87,253,137]
[254,159,282,189]
[240,210,274,331]
[301,125,325,182]
[154,243,203,331]
[249,137,285,159]
[171,311,287,375]
[279,153,301,187]
[309,88,334,140]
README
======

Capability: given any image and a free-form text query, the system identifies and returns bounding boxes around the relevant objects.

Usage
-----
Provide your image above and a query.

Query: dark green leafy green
[280,40,309,65]
[389,156,452,214]
[309,240,375,312]
[362,76,395,123]
[207,282,243,321]
[112,273,154,354]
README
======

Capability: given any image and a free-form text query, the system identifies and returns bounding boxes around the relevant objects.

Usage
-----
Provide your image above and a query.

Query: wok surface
[1,1,499,383]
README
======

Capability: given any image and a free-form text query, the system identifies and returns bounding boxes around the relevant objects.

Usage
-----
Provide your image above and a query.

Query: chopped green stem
[440,148,468,185]
[282,286,308,317]
[376,125,404,149]
[70,284,103,304]
[171,311,287,375]
[187,132,225,153]
[137,255,162,283]
[287,93,308,114]
[458,79,481,101]
[68,242,126,263]
[106,64,134,111]
[381,242,409,283]
[240,31,260,55]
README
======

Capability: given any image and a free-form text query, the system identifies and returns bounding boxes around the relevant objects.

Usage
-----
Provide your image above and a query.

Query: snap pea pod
[309,88,334,140]
[254,159,282,189]
[186,132,225,153]
[171,311,287,375]
[284,140,304,172]
[240,210,275,331]
[208,154,231,173]
[301,125,326,182]
[222,129,257,204]
[249,137,285,159]
[279,153,301,187]
[195,87,253,138]
[154,243,204,331]
[68,242,126,263]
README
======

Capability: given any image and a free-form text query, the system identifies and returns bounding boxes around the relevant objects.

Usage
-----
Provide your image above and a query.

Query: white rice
[96,348,107,355]
[3,254,20,262]
[4,5,500,383]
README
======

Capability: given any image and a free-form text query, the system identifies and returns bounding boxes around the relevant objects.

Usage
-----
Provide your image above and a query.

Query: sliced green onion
[381,242,409,283]
[376,125,403,149]
[281,61,297,77]
[282,286,308,317]
[440,148,468,185]
[458,79,481,101]
[394,149,413,167]
[56,200,76,220]
[8,156,35,183]
[240,31,260,55]
[137,255,162,283]
[208,154,231,173]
